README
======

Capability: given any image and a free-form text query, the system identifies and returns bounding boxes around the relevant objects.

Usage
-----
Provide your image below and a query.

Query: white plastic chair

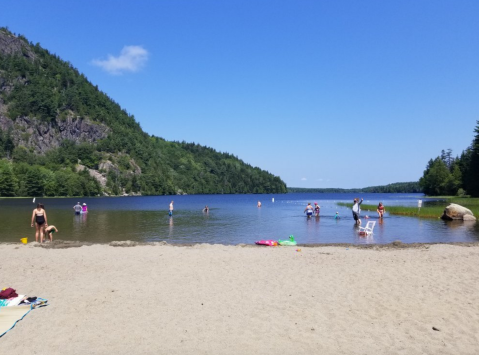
[358,221,376,236]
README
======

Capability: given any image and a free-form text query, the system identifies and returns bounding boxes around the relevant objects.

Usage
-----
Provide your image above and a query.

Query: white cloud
[301,178,307,181]
[92,45,149,75]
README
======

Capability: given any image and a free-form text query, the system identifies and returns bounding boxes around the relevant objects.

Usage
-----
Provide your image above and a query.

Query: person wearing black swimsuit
[31,203,48,243]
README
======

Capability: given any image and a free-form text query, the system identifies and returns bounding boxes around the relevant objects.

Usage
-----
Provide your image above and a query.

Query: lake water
[1,193,478,245]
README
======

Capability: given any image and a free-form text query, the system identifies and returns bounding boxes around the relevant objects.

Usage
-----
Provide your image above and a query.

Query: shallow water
[1,193,478,245]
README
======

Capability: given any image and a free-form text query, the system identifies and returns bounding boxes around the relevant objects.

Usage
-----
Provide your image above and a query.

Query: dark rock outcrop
[0,30,35,59]
[0,30,109,154]
[0,115,109,154]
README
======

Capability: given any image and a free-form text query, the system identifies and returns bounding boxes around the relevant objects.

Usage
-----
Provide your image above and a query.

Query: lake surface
[1,193,478,245]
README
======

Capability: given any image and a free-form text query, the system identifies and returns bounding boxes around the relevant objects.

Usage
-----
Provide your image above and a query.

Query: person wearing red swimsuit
[377,202,385,219]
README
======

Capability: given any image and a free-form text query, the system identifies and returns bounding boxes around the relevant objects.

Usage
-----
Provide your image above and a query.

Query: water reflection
[1,193,478,245]
[169,216,174,237]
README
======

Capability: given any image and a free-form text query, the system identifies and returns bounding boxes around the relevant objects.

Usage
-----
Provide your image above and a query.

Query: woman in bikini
[377,202,385,219]
[31,203,48,243]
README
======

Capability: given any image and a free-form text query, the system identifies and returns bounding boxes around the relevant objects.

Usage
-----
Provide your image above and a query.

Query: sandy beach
[1,242,479,355]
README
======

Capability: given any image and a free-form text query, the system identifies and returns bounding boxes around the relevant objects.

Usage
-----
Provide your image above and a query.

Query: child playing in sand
[45,225,58,242]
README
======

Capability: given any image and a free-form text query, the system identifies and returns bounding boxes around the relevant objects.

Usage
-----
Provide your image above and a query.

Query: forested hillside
[419,121,479,197]
[0,28,287,197]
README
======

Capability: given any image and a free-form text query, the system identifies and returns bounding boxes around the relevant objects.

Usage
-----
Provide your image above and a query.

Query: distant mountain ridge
[0,28,287,197]
[288,182,422,193]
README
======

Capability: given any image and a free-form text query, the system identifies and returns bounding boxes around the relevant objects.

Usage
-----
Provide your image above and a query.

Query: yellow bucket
[20,238,28,244]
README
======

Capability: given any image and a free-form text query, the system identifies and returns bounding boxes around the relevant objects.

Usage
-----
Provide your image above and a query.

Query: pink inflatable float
[255,240,278,246]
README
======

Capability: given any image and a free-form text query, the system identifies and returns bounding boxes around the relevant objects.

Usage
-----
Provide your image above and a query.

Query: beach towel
[0,304,32,337]
[6,295,25,307]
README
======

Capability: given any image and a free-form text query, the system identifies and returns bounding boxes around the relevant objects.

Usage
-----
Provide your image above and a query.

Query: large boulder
[441,203,476,221]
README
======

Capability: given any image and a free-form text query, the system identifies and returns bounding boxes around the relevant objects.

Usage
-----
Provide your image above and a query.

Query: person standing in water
[31,203,48,243]
[304,202,314,217]
[352,198,363,225]
[82,203,88,213]
[314,202,320,216]
[257,201,262,208]
[203,205,209,213]
[377,202,385,219]
[169,201,174,216]
[73,202,82,215]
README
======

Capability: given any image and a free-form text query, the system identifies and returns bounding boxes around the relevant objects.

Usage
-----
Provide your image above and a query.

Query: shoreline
[3,239,479,249]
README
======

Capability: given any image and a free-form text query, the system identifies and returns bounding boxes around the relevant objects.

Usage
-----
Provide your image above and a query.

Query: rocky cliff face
[0,30,110,153]
[0,114,110,154]
[0,29,35,58]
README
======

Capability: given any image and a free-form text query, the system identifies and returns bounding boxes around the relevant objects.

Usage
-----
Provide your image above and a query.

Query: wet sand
[1,242,479,354]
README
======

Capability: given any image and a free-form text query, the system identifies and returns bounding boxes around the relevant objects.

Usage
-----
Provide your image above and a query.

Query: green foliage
[464,121,479,197]
[419,121,479,197]
[419,158,453,195]
[0,158,100,197]
[25,167,44,196]
[0,129,15,157]
[0,160,17,196]
[0,28,287,197]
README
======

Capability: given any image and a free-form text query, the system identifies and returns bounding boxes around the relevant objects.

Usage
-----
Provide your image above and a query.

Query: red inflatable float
[255,240,278,246]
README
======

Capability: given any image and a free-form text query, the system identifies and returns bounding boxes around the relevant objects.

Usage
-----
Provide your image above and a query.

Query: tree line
[288,181,421,194]
[419,121,479,196]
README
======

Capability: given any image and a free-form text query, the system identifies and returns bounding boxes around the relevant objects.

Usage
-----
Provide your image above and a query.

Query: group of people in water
[73,202,88,215]
[304,202,321,217]
[168,200,210,216]
[32,197,386,243]
[31,203,58,243]
[303,198,386,225]
[31,201,90,243]
[352,198,386,225]
[167,198,386,224]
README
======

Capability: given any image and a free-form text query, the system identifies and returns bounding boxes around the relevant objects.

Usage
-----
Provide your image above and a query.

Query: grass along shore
[337,197,479,219]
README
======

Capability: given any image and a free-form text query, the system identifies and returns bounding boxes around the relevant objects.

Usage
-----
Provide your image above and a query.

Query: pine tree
[25,168,44,197]
[466,121,479,197]
[0,161,17,196]
[419,158,452,196]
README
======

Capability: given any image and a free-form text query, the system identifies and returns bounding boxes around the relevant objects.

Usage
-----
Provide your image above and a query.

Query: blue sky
[2,1,478,188]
